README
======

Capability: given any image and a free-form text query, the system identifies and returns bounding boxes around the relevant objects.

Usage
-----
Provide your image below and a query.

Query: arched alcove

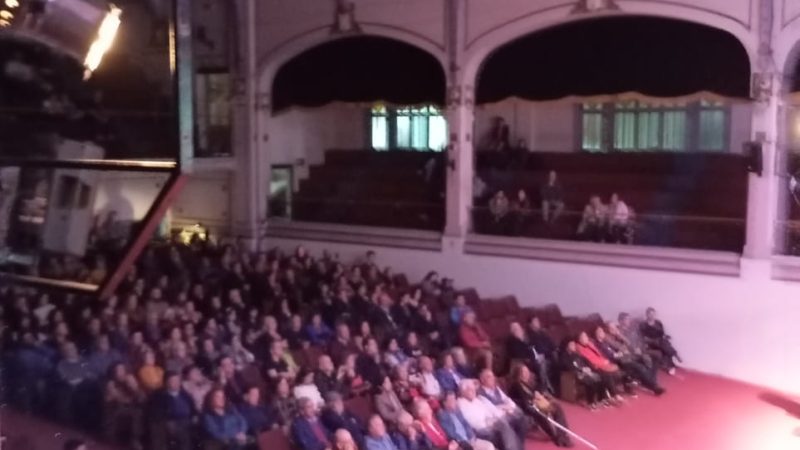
[272,36,446,112]
[476,16,751,103]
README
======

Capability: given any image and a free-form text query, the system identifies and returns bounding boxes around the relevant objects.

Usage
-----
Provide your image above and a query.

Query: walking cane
[532,405,600,450]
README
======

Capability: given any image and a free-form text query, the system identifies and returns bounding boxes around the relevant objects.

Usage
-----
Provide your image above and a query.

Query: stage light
[0,0,122,78]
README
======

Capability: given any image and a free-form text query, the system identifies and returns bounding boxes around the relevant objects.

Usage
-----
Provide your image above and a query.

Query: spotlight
[0,0,122,78]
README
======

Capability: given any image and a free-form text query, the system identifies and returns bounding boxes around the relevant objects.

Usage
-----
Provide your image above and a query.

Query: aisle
[530,370,799,450]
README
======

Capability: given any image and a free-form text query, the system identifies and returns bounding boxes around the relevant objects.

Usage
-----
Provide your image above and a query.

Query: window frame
[579,99,728,153]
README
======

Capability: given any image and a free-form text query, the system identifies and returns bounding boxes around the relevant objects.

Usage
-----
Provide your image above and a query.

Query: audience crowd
[0,239,682,450]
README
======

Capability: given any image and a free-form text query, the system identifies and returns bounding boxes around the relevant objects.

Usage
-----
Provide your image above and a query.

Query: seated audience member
[330,323,360,366]
[375,375,408,427]
[164,341,193,375]
[576,332,628,398]
[295,368,326,409]
[238,386,279,436]
[608,319,654,370]
[506,364,572,448]
[404,332,426,360]
[341,353,370,396]
[458,312,493,370]
[366,415,400,450]
[436,353,466,394]
[306,313,334,347]
[511,189,532,235]
[540,170,565,223]
[394,364,424,408]
[264,340,295,381]
[285,315,311,350]
[457,380,521,450]
[202,388,250,449]
[449,295,473,328]
[413,399,467,450]
[224,334,256,371]
[384,336,411,369]
[415,307,447,353]
[561,341,617,409]
[316,354,347,398]
[640,307,682,374]
[271,377,299,429]
[393,411,433,450]
[87,334,122,379]
[358,337,387,387]
[488,191,511,235]
[137,349,165,393]
[451,348,476,379]
[335,429,359,450]
[594,326,664,396]
[55,341,91,422]
[577,195,607,242]
[292,397,332,450]
[607,193,632,244]
[182,365,213,411]
[437,392,495,450]
[416,356,443,400]
[477,369,526,437]
[148,371,195,450]
[196,337,221,378]
[103,362,146,448]
[321,392,367,448]
[219,355,248,401]
[505,322,553,394]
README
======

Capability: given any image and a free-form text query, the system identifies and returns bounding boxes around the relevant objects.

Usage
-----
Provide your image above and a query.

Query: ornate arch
[461,4,758,89]
[256,25,448,107]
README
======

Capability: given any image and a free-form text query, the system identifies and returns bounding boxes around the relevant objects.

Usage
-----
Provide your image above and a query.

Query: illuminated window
[581,100,722,152]
[370,105,447,151]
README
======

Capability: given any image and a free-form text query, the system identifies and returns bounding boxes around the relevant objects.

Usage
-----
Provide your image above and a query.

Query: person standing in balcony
[540,170,565,224]
[489,191,511,235]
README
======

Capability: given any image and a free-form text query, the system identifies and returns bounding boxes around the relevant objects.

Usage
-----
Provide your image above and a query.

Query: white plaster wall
[267,103,368,182]
[255,0,446,63]
[171,174,232,232]
[266,236,800,395]
[94,173,169,221]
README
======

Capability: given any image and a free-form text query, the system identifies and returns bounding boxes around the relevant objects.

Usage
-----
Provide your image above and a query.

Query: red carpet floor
[533,370,800,450]
[2,370,798,450]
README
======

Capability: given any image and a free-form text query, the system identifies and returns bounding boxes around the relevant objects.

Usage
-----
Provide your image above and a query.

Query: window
[698,100,726,151]
[370,105,447,151]
[581,104,603,152]
[581,100,722,152]
[195,71,232,157]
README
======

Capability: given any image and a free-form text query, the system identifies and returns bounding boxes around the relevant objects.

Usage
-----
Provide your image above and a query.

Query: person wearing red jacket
[459,311,493,370]
[576,331,626,403]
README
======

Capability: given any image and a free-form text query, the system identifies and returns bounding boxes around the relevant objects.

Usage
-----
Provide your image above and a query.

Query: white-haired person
[456,380,522,450]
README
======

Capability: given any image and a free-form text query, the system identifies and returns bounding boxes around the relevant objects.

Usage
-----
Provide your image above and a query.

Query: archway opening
[477,16,750,102]
[269,36,447,231]
[472,16,752,253]
[273,36,445,111]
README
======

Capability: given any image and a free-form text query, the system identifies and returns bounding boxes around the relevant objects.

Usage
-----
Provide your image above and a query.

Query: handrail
[0,273,98,293]
[471,205,745,224]
[0,158,177,172]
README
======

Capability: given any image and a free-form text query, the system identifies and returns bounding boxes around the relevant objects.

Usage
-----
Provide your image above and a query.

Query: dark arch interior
[272,36,446,112]
[477,16,752,103]
[792,58,800,92]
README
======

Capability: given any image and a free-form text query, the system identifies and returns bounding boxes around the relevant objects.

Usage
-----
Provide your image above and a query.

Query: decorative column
[442,0,474,247]
[229,0,268,245]
[743,72,781,261]
[443,84,475,240]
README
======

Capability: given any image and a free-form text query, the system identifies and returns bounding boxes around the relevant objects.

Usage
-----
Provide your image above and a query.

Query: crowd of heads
[0,239,680,450]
